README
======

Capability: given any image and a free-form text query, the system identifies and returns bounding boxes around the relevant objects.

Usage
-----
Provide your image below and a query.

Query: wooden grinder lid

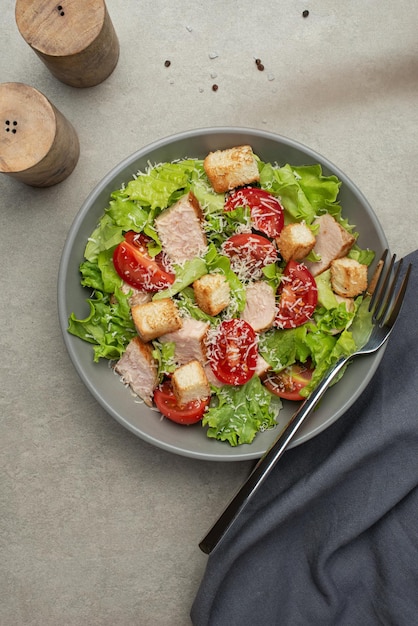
[0,82,56,175]
[15,0,106,58]
[0,82,79,186]
[15,0,119,87]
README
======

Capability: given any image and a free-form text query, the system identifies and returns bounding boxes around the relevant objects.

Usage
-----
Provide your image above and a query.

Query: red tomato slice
[113,231,175,292]
[154,380,209,425]
[224,187,284,237]
[222,233,278,280]
[275,260,318,329]
[208,319,258,386]
[264,361,314,401]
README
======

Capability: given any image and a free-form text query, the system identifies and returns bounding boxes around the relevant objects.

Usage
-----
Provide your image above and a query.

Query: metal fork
[199,250,412,555]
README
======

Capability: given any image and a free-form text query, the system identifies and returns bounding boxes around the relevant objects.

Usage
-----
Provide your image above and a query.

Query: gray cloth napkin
[191,250,418,626]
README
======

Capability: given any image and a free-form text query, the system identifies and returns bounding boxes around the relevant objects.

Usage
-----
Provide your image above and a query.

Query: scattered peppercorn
[302,10,309,18]
[255,58,262,66]
[212,84,218,92]
[257,63,265,71]
[164,60,171,67]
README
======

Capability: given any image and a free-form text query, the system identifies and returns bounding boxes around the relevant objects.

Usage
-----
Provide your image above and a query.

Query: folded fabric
[191,249,418,626]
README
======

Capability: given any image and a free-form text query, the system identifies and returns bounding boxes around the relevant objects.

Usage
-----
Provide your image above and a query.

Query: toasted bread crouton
[330,257,368,298]
[203,145,260,193]
[276,222,316,262]
[193,273,230,316]
[114,336,158,406]
[131,298,182,342]
[171,360,210,406]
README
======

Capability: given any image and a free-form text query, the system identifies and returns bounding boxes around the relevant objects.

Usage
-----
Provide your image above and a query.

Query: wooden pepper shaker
[0,82,80,187]
[15,0,119,88]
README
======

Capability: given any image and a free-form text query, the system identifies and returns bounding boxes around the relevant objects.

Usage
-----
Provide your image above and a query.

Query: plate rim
[58,126,388,461]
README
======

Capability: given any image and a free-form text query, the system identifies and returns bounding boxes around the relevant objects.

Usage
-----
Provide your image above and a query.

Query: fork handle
[199,355,350,554]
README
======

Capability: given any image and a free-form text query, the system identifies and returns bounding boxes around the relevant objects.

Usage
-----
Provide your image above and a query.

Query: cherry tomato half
[154,380,209,425]
[113,231,175,292]
[208,318,258,386]
[275,260,318,329]
[222,233,278,280]
[224,187,284,237]
[264,361,314,401]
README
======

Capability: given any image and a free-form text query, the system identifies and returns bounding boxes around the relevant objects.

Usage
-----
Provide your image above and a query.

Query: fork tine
[385,262,412,328]
[369,249,389,312]
[375,256,403,324]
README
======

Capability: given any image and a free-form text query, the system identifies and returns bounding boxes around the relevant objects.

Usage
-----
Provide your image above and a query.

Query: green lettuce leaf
[259,162,341,224]
[152,341,177,378]
[152,257,208,301]
[300,328,357,396]
[68,289,136,362]
[84,215,123,263]
[258,326,311,372]
[205,244,246,315]
[122,160,200,210]
[203,376,279,446]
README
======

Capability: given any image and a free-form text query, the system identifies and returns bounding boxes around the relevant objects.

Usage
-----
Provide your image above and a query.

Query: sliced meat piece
[304,214,355,277]
[241,281,276,332]
[114,336,158,406]
[120,281,152,307]
[255,353,271,378]
[204,363,224,387]
[160,317,209,365]
[154,192,207,264]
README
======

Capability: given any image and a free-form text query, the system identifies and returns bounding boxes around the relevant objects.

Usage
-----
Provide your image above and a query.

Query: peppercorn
[164,60,171,67]
[212,84,218,92]
[302,10,309,18]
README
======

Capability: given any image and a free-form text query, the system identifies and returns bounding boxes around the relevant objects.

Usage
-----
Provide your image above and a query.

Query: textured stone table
[1,1,417,624]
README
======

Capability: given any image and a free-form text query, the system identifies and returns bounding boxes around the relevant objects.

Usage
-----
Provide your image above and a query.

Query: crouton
[276,222,316,262]
[203,145,260,193]
[193,273,230,316]
[171,360,211,406]
[330,257,368,298]
[131,298,182,342]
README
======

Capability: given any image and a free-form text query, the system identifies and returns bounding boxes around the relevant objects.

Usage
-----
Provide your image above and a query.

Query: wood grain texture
[0,82,79,186]
[15,0,119,87]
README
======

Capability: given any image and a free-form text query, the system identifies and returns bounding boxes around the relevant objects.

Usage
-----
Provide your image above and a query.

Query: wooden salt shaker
[15,0,119,88]
[0,82,80,187]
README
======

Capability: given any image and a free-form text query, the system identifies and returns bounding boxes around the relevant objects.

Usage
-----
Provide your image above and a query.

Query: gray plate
[58,127,388,461]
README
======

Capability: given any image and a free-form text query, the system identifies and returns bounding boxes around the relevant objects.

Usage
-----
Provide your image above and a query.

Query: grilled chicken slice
[160,317,209,365]
[304,213,355,277]
[241,281,276,332]
[154,192,207,264]
[114,336,158,406]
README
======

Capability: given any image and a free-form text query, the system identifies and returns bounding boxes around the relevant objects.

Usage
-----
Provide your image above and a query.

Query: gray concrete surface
[1,1,417,624]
